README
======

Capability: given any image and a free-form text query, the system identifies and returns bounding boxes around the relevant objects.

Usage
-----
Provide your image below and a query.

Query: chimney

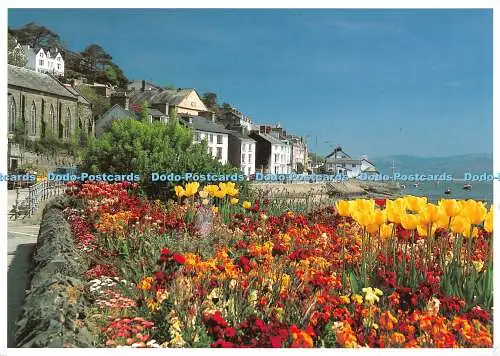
[110,92,129,111]
[259,125,265,134]
[141,80,146,92]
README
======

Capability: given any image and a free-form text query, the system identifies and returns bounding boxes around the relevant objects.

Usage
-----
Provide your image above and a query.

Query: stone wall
[9,142,78,171]
[8,86,93,141]
[15,197,95,347]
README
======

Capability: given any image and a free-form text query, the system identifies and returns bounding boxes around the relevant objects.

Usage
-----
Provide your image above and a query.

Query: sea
[400,180,493,204]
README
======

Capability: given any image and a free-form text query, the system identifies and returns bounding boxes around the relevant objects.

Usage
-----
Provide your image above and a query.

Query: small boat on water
[463,184,472,191]
[444,188,452,195]
[413,183,419,188]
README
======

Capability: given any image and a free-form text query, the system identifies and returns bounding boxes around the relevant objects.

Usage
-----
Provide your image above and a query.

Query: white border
[2,1,498,356]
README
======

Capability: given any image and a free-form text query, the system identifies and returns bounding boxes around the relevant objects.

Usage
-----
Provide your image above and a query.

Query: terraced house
[7,64,93,142]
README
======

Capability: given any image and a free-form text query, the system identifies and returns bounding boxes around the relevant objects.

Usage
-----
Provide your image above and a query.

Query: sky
[8,8,493,158]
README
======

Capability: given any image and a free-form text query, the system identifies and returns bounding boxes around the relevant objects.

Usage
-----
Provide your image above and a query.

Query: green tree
[9,22,61,47]
[80,44,113,82]
[76,85,110,119]
[80,115,243,198]
[202,92,218,109]
[139,101,150,122]
[8,33,28,67]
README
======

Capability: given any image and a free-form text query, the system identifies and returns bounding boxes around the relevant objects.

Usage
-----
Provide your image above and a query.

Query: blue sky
[8,9,493,158]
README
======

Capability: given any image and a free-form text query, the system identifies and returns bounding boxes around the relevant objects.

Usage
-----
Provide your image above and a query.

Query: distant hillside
[371,153,493,179]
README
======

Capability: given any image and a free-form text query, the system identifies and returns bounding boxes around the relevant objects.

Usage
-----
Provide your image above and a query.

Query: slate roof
[8,64,76,99]
[227,130,256,141]
[181,116,230,135]
[128,103,167,117]
[326,158,362,165]
[98,104,137,122]
[253,132,287,145]
[63,85,91,105]
[129,88,195,106]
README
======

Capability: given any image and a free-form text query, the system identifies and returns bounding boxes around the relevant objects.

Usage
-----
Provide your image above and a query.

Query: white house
[324,147,378,178]
[227,126,256,177]
[251,126,291,174]
[22,45,65,77]
[187,116,230,165]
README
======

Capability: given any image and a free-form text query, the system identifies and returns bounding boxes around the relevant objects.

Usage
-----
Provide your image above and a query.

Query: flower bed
[62,181,493,348]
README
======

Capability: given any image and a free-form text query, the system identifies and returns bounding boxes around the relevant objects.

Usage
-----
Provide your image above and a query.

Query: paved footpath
[7,220,40,347]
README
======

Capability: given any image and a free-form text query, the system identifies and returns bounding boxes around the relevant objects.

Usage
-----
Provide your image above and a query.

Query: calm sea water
[400,180,493,204]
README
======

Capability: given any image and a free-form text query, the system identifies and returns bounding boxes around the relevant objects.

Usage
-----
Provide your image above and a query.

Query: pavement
[7,189,41,347]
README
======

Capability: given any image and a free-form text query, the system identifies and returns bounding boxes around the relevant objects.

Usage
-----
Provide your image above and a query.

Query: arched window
[65,108,72,138]
[49,105,55,135]
[30,102,36,136]
[8,97,16,133]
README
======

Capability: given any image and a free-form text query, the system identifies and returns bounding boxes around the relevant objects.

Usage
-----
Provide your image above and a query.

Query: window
[216,147,222,159]
[57,64,61,70]
[209,134,214,143]
[248,143,252,152]
[195,132,201,141]
[217,135,223,144]
[39,59,44,66]
[65,108,72,138]
[248,154,252,163]
[57,57,61,62]
[242,154,246,163]
[274,154,279,163]
[29,102,36,136]
[8,98,16,133]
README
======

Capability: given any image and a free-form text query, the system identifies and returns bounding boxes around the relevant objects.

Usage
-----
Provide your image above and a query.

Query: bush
[80,116,246,198]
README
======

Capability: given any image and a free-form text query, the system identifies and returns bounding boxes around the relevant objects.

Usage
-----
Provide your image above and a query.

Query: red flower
[172,253,186,264]
[224,327,236,338]
[270,335,282,348]
[375,198,386,207]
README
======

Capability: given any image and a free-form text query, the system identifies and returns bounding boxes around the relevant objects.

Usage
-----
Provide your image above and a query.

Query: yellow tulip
[379,223,394,239]
[353,199,375,213]
[204,185,219,196]
[366,223,379,234]
[439,199,461,217]
[386,200,403,224]
[425,203,442,223]
[450,216,471,235]
[373,210,387,226]
[400,214,419,230]
[484,210,493,233]
[405,195,427,212]
[242,201,252,209]
[199,190,209,199]
[460,200,487,225]
[417,223,436,237]
[435,210,450,229]
[184,182,200,197]
[230,197,239,205]
[336,200,351,217]
[213,189,226,199]
[463,226,479,238]
[174,185,185,198]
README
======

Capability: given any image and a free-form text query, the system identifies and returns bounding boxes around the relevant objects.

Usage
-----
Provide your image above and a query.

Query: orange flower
[379,311,398,331]
[391,332,406,345]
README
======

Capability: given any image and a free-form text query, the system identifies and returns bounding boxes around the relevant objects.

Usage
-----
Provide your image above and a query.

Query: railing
[9,180,66,220]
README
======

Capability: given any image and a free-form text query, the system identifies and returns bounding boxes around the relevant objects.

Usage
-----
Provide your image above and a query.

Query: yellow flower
[400,214,419,230]
[335,200,351,217]
[353,199,375,213]
[213,189,226,199]
[230,197,239,205]
[417,223,436,237]
[242,201,252,209]
[450,216,471,235]
[373,209,387,226]
[472,260,484,273]
[202,198,209,205]
[138,276,154,290]
[484,210,493,233]
[146,297,161,311]
[174,185,185,198]
[212,206,218,214]
[386,200,403,224]
[203,185,219,195]
[184,182,200,197]
[405,195,427,212]
[362,287,383,305]
[340,295,350,304]
[379,223,394,239]
[460,200,487,225]
[450,216,470,234]
[439,199,461,217]
[462,226,479,239]
[199,190,209,199]
[351,294,363,304]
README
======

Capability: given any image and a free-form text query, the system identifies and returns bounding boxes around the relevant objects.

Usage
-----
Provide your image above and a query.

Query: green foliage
[201,92,218,109]
[139,101,150,122]
[80,115,244,198]
[8,33,28,67]
[76,85,110,119]
[9,22,61,48]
